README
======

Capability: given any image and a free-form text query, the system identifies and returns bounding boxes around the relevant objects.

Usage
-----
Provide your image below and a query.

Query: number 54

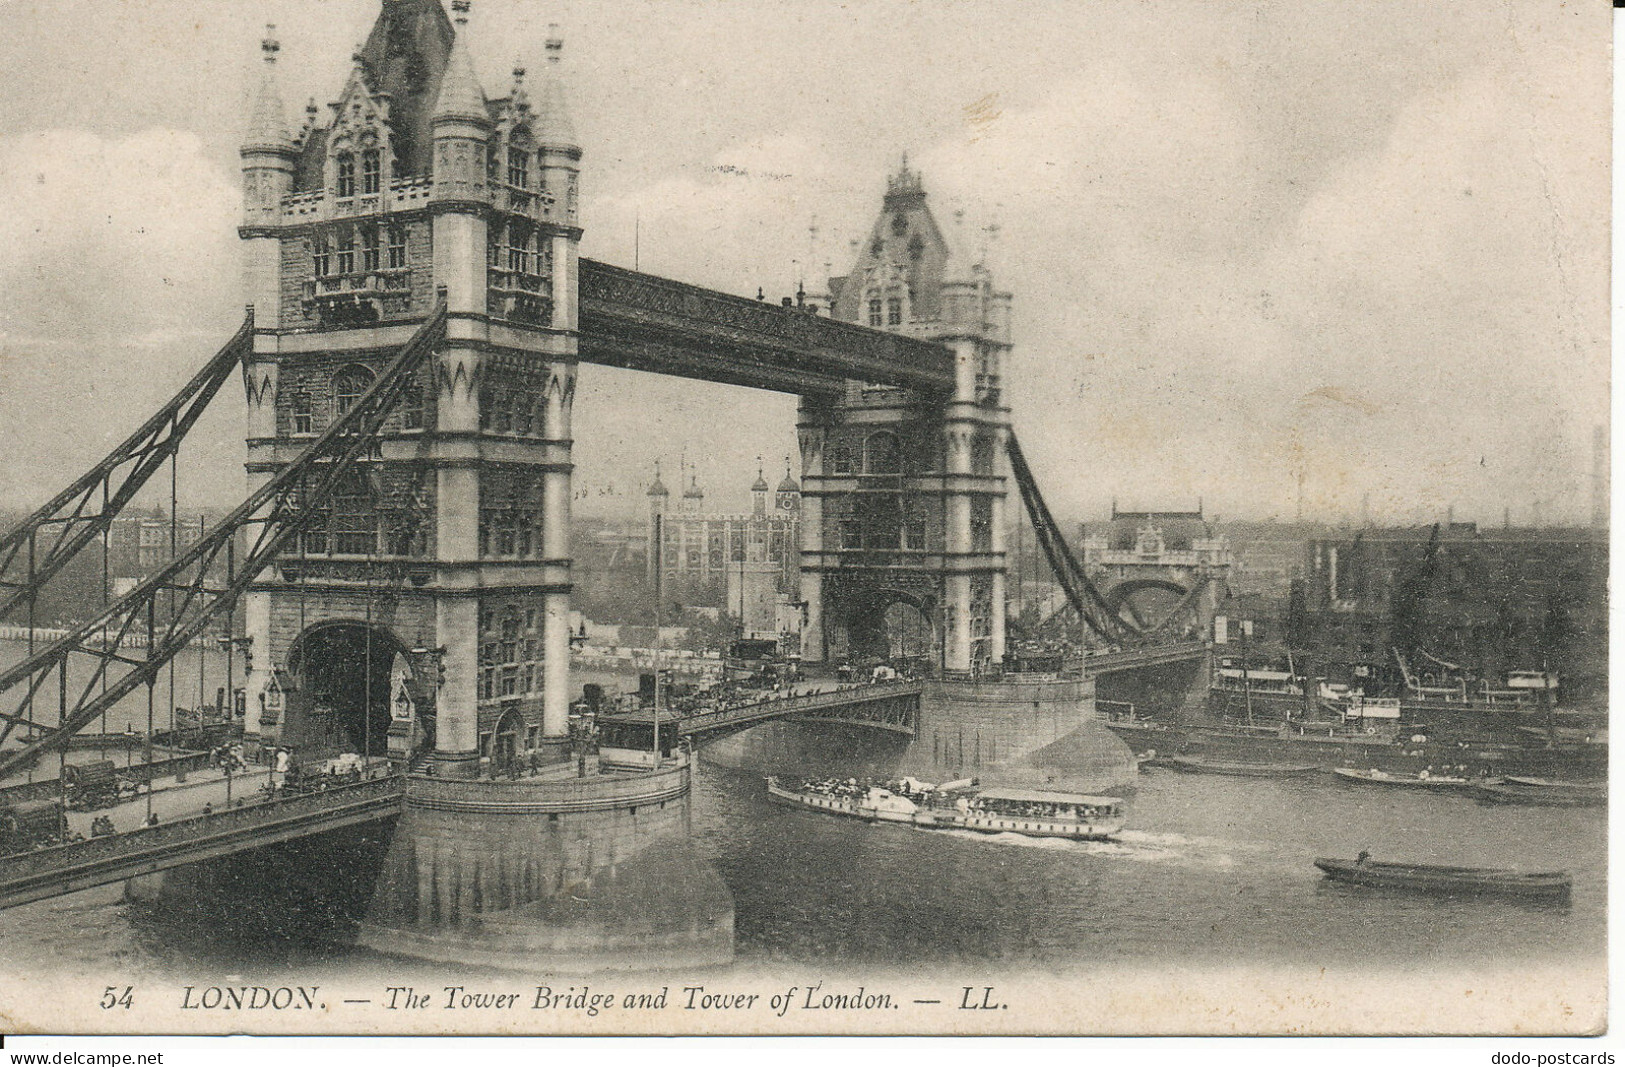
[100,986,133,1010]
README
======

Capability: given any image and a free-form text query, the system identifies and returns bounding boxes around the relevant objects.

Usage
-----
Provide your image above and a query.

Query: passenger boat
[1313,855,1572,901]
[765,776,1124,841]
[1163,756,1320,778]
[1331,767,1475,791]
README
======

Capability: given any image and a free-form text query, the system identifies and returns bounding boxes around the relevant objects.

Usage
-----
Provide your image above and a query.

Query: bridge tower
[800,162,1012,674]
[239,0,580,777]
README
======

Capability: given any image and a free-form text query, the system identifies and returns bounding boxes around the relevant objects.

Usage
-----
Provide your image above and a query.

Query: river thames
[0,641,1603,1024]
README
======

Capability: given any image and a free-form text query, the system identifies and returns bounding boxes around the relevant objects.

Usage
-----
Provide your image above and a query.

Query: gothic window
[867,297,883,328]
[507,222,528,274]
[311,236,331,278]
[336,229,356,274]
[513,389,534,435]
[828,445,852,475]
[500,608,521,696]
[333,365,373,416]
[886,296,903,326]
[908,234,925,260]
[863,431,901,475]
[971,497,993,554]
[336,154,356,198]
[361,150,381,195]
[904,511,927,551]
[361,227,380,272]
[330,469,377,555]
[400,378,424,431]
[507,147,530,189]
[291,391,314,435]
[387,225,408,269]
[479,609,497,700]
[494,388,513,433]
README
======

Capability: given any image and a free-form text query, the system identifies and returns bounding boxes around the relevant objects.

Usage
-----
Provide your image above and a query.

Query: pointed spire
[510,62,531,114]
[243,25,295,154]
[942,207,974,285]
[535,23,579,149]
[433,1,490,126]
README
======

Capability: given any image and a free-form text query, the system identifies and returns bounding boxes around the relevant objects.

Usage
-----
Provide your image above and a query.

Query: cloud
[0,129,243,511]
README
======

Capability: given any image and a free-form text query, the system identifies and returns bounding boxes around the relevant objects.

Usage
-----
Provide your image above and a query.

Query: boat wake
[932,827,1243,868]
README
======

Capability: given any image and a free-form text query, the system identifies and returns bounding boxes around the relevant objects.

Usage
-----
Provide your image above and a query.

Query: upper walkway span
[578,259,955,396]
[599,680,924,742]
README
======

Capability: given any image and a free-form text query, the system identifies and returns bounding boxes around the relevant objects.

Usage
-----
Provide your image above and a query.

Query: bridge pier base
[357,764,732,972]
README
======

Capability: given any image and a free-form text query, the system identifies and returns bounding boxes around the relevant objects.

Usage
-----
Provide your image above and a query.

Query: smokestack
[1446,504,1454,528]
[1503,506,1511,530]
[1592,424,1609,529]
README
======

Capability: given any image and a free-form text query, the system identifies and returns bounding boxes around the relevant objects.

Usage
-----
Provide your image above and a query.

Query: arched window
[867,296,883,327]
[335,154,356,199]
[361,227,380,272]
[361,149,382,195]
[333,365,374,417]
[864,431,901,475]
[886,296,903,326]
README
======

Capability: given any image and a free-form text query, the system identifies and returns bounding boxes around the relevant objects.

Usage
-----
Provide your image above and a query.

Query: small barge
[765,776,1124,841]
[1162,756,1320,778]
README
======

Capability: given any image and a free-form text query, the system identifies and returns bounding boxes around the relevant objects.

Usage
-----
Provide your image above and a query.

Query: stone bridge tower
[800,162,1012,674]
[239,0,581,777]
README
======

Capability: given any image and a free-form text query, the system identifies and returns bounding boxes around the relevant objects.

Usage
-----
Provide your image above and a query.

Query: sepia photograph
[0,0,1609,1041]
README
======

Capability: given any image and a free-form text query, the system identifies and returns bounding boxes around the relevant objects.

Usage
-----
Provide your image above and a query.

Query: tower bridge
[0,0,1167,967]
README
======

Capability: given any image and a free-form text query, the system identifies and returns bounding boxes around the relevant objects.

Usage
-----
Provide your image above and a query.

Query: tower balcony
[280,175,436,223]
[302,269,414,327]
[487,267,554,324]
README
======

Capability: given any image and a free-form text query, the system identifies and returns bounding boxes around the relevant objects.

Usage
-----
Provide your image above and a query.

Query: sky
[0,0,1609,528]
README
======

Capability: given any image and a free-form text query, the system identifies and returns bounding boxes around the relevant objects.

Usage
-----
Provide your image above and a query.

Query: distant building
[1297,524,1607,702]
[646,460,802,637]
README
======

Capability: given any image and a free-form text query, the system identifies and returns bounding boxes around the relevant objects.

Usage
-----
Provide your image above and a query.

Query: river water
[0,645,1603,1009]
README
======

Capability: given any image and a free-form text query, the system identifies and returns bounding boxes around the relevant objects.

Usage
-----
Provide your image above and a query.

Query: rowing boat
[1313,855,1571,901]
[1331,768,1474,790]
[1475,782,1605,808]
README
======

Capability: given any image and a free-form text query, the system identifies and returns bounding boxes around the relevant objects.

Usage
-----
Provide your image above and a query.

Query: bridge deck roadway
[0,775,403,910]
[1079,641,1209,675]
[601,680,924,740]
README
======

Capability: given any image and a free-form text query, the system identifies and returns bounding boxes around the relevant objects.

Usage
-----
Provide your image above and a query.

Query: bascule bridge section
[799,163,1013,674]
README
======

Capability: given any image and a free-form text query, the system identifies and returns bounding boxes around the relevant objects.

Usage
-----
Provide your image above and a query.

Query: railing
[631,681,923,739]
[0,775,403,907]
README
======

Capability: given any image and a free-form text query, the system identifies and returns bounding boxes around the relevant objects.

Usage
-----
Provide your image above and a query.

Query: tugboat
[765,776,1125,841]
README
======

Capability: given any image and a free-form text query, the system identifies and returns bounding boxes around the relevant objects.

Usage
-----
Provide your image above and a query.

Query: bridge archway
[1104,578,1190,633]
[285,621,408,761]
[838,587,938,670]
